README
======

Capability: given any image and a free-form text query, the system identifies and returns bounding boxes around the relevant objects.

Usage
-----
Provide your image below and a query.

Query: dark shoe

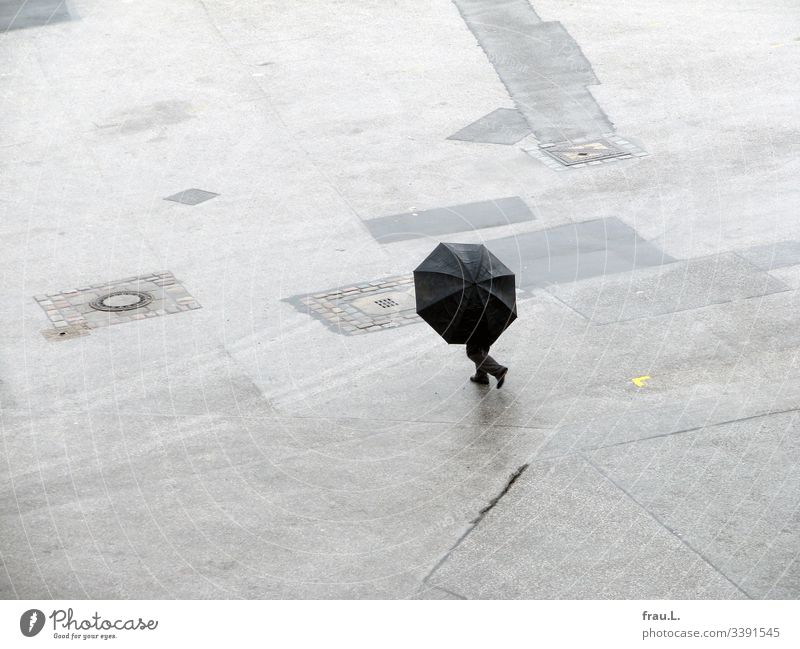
[495,367,508,389]
[470,374,490,385]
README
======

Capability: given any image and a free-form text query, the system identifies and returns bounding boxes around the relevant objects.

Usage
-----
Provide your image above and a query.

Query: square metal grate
[543,139,627,165]
[164,188,219,205]
[522,134,647,171]
[375,297,400,309]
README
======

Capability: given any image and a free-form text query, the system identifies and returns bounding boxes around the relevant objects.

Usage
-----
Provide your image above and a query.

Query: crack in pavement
[421,463,530,593]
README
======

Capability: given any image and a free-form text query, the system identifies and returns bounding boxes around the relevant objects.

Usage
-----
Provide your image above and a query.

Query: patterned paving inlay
[287,275,420,335]
[35,271,201,338]
[365,196,534,244]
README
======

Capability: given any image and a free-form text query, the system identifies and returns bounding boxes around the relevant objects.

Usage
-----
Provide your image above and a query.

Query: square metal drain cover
[35,271,201,334]
[164,188,219,205]
[542,139,628,165]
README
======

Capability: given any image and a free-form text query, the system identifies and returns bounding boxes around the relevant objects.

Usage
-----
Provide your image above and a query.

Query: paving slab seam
[568,287,795,326]
[276,413,553,430]
[580,453,753,599]
[546,290,593,321]
[413,585,468,600]
[584,406,800,453]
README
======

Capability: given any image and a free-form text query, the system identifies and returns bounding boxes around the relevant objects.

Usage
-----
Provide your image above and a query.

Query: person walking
[466,341,508,387]
[465,320,508,388]
[413,242,516,390]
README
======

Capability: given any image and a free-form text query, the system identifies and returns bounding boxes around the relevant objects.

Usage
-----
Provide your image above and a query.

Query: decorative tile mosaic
[522,134,647,171]
[35,271,201,339]
[288,275,420,335]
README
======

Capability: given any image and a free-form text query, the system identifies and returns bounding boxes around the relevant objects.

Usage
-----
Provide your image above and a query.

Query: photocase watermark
[18,607,159,641]
[19,609,45,637]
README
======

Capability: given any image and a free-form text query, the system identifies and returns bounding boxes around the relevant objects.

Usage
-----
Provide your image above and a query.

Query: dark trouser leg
[466,345,506,378]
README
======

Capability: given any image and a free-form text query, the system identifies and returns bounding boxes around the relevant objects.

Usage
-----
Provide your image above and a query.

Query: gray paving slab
[768,265,800,290]
[0,414,549,598]
[737,241,800,270]
[364,196,534,243]
[447,108,531,145]
[547,252,789,324]
[429,455,745,598]
[3,0,800,601]
[589,411,800,598]
[291,288,789,436]
[0,0,70,31]
[453,0,612,142]
[483,217,675,291]
[693,289,800,355]
[164,188,219,205]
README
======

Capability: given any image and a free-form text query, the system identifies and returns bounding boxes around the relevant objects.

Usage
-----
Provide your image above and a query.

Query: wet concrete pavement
[1,0,799,598]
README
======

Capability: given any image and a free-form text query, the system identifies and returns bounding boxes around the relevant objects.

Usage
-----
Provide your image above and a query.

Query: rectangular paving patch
[35,271,201,336]
[447,108,531,145]
[453,1,611,143]
[365,196,534,243]
[483,217,674,292]
[546,251,789,324]
[164,188,219,206]
[286,275,419,335]
[0,0,70,31]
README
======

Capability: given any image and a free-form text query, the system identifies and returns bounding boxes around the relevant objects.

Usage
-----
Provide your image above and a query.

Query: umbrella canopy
[413,242,517,346]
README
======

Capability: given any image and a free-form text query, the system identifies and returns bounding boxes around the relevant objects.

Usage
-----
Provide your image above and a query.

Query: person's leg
[476,347,509,388]
[477,348,505,377]
[466,344,490,383]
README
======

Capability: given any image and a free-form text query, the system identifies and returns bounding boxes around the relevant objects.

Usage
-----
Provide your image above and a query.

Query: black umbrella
[413,242,517,346]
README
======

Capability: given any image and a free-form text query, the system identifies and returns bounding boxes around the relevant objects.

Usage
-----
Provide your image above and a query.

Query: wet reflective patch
[447,108,531,145]
[483,217,675,291]
[453,0,611,142]
[0,0,70,31]
[164,188,219,206]
[366,196,534,243]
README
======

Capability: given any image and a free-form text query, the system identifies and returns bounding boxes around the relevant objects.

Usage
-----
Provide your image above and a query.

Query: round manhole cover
[89,290,153,312]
